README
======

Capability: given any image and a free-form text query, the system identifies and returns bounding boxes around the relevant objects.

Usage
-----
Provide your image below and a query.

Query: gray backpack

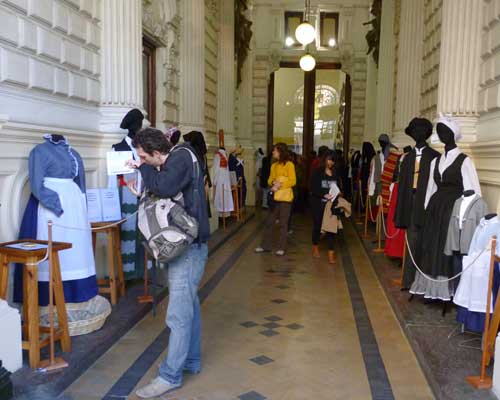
[138,147,200,262]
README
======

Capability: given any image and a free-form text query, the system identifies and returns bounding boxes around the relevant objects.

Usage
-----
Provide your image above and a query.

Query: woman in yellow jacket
[255,143,296,256]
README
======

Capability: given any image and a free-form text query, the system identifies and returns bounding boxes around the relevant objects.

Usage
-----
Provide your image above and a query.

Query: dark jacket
[139,143,210,243]
[311,169,338,201]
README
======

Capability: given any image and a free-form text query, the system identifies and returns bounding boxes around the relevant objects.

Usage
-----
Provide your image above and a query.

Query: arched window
[293,84,339,108]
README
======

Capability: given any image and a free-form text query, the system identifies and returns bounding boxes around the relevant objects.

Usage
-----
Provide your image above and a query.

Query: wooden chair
[91,222,126,305]
[0,240,71,369]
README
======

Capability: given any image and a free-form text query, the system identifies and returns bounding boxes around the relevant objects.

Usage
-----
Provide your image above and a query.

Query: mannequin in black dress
[410,115,481,301]
[395,118,440,289]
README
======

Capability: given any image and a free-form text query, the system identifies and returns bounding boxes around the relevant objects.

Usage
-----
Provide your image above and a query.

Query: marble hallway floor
[64,214,434,400]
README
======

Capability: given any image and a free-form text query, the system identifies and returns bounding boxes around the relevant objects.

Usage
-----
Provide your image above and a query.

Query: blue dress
[14,135,98,306]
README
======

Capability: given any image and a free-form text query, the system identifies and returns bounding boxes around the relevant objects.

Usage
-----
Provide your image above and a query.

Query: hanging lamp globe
[300,54,316,72]
[295,22,316,45]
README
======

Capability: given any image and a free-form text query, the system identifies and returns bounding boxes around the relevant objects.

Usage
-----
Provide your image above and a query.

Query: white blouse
[424,147,481,208]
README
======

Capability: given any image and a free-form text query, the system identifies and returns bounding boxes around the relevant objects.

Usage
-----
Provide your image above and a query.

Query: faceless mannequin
[436,122,457,154]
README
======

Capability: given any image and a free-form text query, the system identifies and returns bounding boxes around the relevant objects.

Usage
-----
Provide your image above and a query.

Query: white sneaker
[255,247,266,253]
[135,376,181,399]
[276,250,285,256]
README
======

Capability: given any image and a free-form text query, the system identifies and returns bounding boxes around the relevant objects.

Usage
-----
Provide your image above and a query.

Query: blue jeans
[159,243,208,385]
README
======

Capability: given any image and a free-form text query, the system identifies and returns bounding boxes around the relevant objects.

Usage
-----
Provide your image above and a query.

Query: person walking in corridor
[255,143,296,256]
[126,128,210,398]
[310,150,338,264]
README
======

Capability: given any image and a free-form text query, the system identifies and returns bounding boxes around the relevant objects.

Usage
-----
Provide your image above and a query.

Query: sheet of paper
[4,243,48,251]
[329,182,340,201]
[106,151,134,176]
[86,189,103,223]
[100,188,122,222]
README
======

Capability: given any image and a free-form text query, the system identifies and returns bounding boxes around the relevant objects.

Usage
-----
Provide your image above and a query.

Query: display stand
[466,235,498,389]
[38,221,68,372]
[0,238,71,369]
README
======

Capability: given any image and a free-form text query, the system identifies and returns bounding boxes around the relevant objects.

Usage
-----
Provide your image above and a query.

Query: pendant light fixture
[299,53,316,72]
[295,0,316,46]
[297,0,316,72]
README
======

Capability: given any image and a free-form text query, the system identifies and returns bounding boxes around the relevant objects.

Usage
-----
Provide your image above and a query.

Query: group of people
[255,142,348,264]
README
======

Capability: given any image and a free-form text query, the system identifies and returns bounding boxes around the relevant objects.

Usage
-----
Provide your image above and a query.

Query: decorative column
[436,0,482,142]
[178,0,205,134]
[99,0,143,132]
[393,0,424,141]
[217,0,236,148]
[375,0,395,136]
[237,2,254,149]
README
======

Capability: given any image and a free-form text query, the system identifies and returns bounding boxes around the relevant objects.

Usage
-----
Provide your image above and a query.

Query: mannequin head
[405,117,433,147]
[436,123,455,146]
[436,114,461,152]
[378,134,390,150]
[120,108,144,139]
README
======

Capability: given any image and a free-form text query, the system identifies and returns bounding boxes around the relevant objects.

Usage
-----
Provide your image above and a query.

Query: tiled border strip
[338,232,395,400]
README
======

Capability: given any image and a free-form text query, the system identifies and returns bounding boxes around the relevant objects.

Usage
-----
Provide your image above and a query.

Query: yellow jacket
[268,161,296,202]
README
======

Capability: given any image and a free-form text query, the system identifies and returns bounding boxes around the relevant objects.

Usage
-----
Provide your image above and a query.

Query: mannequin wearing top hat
[410,114,481,301]
[109,108,145,279]
[212,129,234,215]
[394,118,440,289]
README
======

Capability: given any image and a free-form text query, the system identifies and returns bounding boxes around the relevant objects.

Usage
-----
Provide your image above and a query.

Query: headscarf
[165,127,181,145]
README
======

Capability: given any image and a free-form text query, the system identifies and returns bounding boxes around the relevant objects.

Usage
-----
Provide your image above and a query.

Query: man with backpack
[126,128,210,398]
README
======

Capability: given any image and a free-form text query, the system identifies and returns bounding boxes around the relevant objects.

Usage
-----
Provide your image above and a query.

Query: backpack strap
[172,146,201,233]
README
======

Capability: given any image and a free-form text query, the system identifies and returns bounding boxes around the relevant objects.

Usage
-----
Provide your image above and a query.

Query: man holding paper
[126,128,210,399]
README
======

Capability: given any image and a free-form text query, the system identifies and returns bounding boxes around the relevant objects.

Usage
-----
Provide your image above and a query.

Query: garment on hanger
[453,217,500,332]
[410,149,481,301]
[14,134,97,306]
[444,194,488,256]
[212,148,234,214]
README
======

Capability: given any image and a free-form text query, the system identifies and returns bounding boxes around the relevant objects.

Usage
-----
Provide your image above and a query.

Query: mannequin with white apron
[15,134,98,306]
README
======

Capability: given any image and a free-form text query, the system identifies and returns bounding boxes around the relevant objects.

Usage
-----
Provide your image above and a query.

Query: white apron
[454,251,494,313]
[37,178,96,282]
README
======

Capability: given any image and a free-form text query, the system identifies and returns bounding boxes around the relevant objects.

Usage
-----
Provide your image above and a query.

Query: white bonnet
[436,113,461,142]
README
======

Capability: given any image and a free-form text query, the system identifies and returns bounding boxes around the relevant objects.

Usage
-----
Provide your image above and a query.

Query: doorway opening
[267,64,350,160]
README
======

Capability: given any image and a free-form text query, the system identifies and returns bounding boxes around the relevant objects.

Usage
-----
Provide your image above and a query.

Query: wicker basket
[39,295,111,336]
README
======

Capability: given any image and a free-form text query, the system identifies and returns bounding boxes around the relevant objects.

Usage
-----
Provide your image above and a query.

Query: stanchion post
[356,180,363,225]
[392,231,406,287]
[363,192,370,239]
[373,197,385,253]
[466,236,496,389]
[222,184,226,231]
[39,220,68,371]
[138,250,153,304]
